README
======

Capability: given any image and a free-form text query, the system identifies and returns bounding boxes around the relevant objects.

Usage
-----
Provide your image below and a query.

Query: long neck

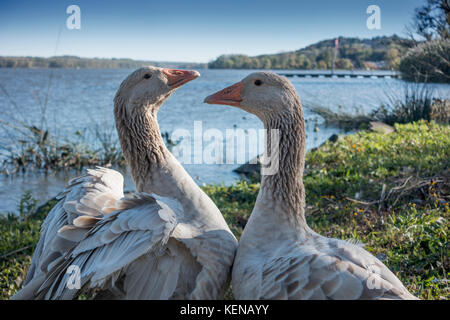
[258,101,307,226]
[114,99,229,231]
[115,103,170,193]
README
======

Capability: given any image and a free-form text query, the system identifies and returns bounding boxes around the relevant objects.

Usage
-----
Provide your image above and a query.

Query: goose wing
[33,194,180,299]
[31,194,235,300]
[14,167,125,299]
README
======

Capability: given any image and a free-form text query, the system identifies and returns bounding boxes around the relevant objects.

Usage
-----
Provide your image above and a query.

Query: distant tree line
[208,36,415,70]
[0,56,206,69]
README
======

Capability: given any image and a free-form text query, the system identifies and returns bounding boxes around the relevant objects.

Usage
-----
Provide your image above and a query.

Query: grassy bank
[306,91,449,131]
[1,121,449,299]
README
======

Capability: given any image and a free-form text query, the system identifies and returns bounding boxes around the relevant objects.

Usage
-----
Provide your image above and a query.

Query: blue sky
[0,0,424,62]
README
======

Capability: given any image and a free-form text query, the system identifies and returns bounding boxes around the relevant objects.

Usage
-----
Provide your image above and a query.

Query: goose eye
[144,74,152,79]
[254,79,263,86]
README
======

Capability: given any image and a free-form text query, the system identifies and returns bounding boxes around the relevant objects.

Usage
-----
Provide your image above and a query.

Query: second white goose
[205,72,417,300]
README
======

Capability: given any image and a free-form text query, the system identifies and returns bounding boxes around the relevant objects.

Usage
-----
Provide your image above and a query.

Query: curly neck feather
[259,92,307,226]
[114,96,169,192]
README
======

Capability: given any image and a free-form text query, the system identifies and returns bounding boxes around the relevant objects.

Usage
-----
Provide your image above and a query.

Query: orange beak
[162,68,200,89]
[204,81,244,107]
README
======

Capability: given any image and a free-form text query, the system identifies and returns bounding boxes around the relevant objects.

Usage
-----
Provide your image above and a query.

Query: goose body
[205,72,417,300]
[232,212,416,300]
[13,67,237,300]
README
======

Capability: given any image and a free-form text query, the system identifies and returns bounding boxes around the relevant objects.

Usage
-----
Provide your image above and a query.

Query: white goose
[13,66,237,300]
[204,72,417,300]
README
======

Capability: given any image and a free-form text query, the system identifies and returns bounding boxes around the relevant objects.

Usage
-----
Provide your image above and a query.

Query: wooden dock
[279,70,401,79]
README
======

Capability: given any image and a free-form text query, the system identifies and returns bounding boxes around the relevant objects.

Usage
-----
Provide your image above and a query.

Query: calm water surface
[0,68,449,213]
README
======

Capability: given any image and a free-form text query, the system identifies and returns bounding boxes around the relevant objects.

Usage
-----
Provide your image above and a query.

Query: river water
[0,68,448,213]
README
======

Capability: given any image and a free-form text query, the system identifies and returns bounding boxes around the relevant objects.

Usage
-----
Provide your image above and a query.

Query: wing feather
[14,167,125,298]
[35,196,180,299]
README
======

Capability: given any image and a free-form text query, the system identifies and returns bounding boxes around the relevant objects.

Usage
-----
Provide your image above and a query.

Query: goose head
[113,66,199,191]
[204,72,300,122]
[205,72,307,218]
[115,66,200,117]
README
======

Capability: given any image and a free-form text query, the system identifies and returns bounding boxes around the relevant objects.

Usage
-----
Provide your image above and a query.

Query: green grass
[1,121,449,299]
[0,194,57,299]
